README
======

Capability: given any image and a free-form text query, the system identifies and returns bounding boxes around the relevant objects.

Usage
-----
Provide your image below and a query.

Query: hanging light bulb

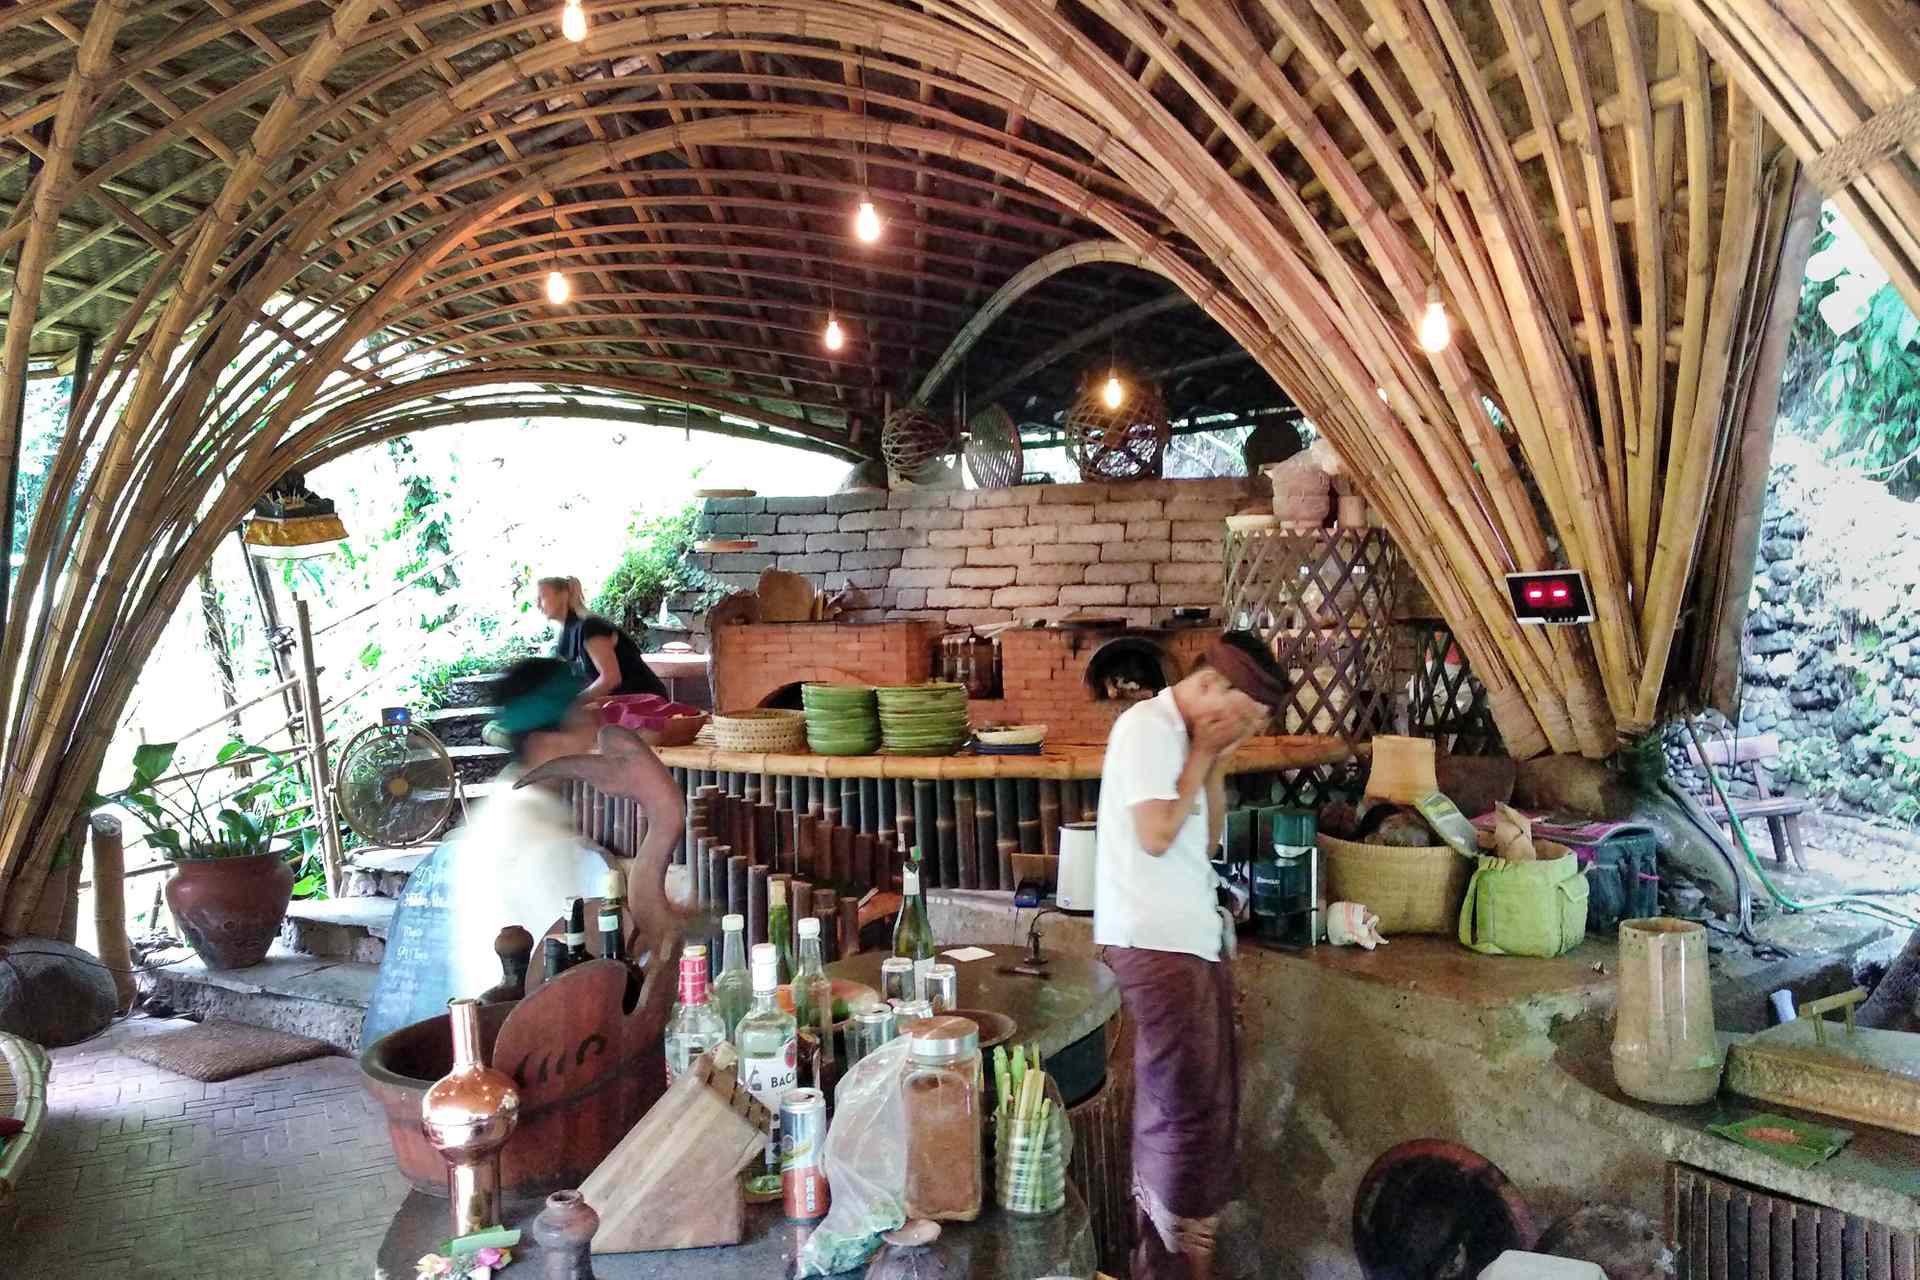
[823,315,845,352]
[545,269,570,304]
[853,198,882,244]
[1417,283,1451,354]
[1376,386,1390,403]
[560,0,587,42]
[1102,372,1125,410]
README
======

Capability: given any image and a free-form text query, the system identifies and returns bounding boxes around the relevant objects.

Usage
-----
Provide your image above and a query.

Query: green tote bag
[1457,852,1589,957]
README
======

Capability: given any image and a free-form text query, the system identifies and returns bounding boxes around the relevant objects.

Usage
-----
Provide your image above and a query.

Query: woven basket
[1319,834,1473,935]
[710,708,808,753]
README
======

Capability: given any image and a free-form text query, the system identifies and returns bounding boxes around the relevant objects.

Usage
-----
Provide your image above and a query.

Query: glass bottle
[902,1015,982,1222]
[792,917,835,1069]
[598,869,626,963]
[664,945,728,1083]
[735,942,798,1192]
[768,879,794,985]
[564,897,591,967]
[711,913,752,1039]
[892,849,935,1000]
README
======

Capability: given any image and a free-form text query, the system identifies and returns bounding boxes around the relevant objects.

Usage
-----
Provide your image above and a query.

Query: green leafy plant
[92,739,289,859]
[1791,207,1920,496]
[594,501,713,631]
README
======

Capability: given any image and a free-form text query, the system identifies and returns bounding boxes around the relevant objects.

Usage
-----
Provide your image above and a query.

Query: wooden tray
[1726,1021,1920,1137]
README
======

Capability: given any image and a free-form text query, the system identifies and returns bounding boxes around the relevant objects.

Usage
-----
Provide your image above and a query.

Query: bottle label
[565,930,585,947]
[598,911,619,933]
[741,1043,798,1138]
[902,866,920,895]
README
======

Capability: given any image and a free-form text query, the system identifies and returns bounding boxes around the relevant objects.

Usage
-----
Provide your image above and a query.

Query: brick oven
[709,617,1217,743]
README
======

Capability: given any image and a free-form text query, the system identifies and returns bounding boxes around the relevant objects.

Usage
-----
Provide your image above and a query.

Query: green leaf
[147,829,184,855]
[132,742,178,787]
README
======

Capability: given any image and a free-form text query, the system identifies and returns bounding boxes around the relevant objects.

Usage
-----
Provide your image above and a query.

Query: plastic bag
[796,1036,913,1277]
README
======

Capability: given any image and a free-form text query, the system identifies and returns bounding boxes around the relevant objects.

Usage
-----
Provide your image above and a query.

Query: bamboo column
[292,599,344,896]
[88,814,134,1014]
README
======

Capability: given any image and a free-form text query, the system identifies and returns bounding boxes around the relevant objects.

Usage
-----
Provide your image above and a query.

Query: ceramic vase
[531,1190,599,1280]
[1612,918,1723,1105]
[163,852,294,969]
[421,997,522,1237]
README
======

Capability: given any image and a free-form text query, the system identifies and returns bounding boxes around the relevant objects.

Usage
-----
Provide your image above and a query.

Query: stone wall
[683,477,1252,629]
[1665,441,1920,820]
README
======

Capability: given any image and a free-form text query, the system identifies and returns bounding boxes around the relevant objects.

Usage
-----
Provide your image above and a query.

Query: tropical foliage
[91,740,287,859]
[594,502,712,631]
[1788,206,1920,497]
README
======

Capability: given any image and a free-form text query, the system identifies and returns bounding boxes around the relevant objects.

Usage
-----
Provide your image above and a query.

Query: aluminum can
[880,956,916,1003]
[780,1088,830,1220]
[847,1005,897,1065]
[924,962,958,1012]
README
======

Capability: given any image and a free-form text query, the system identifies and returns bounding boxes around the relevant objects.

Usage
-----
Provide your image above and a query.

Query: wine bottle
[793,916,835,1068]
[767,878,793,985]
[565,897,591,967]
[892,847,935,1000]
[599,869,626,963]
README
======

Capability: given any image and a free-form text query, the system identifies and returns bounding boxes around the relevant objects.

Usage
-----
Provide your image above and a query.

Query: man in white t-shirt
[1095,632,1288,1280]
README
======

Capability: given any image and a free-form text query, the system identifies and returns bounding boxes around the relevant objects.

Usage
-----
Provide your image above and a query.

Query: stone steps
[441,671,507,709]
[419,703,498,747]
[135,942,377,1055]
[281,896,396,964]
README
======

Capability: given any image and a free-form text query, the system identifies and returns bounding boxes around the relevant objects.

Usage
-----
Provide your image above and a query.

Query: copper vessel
[421,997,522,1236]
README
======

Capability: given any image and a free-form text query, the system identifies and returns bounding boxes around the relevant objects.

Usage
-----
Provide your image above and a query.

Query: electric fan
[333,717,458,847]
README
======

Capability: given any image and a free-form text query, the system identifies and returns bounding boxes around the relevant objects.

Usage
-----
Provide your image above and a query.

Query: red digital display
[1505,571,1592,624]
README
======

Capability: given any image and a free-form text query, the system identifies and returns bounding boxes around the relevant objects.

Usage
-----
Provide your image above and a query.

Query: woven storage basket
[1319,834,1473,936]
[710,708,808,753]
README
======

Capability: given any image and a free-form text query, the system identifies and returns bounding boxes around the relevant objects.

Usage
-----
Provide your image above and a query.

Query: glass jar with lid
[902,1015,983,1222]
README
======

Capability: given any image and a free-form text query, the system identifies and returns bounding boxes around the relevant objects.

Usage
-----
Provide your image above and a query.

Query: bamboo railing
[0,0,1861,932]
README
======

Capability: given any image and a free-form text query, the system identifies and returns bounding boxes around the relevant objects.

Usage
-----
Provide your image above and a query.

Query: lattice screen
[1222,528,1399,755]
[1405,621,1504,757]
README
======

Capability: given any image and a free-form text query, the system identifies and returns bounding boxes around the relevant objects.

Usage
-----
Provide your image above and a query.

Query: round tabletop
[642,651,710,680]
[827,943,1119,1064]
[378,1187,1096,1279]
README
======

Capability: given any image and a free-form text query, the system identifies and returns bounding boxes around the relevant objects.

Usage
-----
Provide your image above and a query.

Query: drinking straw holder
[992,1070,1070,1216]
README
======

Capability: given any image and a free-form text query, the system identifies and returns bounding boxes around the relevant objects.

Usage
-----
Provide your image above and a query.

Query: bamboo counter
[653,733,1360,779]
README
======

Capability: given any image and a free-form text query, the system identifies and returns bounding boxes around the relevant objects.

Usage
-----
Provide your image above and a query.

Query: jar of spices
[902,1015,983,1223]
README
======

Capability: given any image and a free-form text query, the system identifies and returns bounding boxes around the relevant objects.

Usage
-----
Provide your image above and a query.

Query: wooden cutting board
[1726,1021,1920,1136]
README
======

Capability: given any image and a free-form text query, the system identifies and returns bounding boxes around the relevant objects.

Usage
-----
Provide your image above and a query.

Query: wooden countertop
[654,734,1360,780]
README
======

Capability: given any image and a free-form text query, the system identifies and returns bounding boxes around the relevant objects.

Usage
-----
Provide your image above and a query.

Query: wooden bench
[1685,731,1809,871]
[0,1031,50,1229]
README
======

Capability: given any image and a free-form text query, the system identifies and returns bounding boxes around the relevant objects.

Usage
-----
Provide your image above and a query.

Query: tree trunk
[1859,928,1920,1033]
[198,565,247,753]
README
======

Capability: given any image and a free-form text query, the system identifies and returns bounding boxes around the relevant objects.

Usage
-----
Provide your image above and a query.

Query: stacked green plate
[875,682,971,756]
[802,683,880,755]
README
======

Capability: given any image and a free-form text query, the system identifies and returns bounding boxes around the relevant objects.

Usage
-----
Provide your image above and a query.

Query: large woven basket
[1319,834,1473,935]
[710,708,808,753]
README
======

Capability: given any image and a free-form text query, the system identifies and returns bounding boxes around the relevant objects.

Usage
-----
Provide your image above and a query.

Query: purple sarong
[1105,945,1239,1278]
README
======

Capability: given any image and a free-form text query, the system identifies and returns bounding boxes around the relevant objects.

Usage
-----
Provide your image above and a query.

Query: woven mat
[119,1021,334,1082]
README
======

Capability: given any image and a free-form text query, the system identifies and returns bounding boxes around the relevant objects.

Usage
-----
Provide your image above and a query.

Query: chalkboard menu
[360,841,458,1049]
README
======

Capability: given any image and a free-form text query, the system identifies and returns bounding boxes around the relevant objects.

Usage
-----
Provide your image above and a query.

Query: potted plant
[93,740,295,970]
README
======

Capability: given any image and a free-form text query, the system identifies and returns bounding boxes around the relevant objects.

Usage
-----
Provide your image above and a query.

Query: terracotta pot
[163,852,294,969]
[1612,917,1723,1105]
[531,1190,600,1279]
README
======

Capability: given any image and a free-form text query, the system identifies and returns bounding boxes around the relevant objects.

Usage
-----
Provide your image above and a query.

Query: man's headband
[1205,640,1289,708]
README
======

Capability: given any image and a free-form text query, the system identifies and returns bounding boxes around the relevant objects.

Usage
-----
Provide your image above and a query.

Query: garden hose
[1684,722,1920,933]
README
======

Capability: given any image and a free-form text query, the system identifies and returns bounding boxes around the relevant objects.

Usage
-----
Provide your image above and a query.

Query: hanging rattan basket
[1063,375,1169,481]
[709,708,809,753]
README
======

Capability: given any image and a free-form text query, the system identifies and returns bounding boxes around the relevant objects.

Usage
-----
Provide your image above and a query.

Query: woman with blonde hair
[536,574,667,701]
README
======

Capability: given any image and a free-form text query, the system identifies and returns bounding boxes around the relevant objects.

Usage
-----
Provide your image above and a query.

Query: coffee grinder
[1251,809,1318,947]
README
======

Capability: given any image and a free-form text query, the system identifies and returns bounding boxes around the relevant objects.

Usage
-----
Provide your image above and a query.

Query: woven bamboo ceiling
[3,0,1919,928]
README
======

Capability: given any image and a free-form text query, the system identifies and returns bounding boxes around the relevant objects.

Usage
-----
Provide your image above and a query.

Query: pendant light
[560,0,587,41]
[241,471,348,560]
[545,267,570,305]
[1102,371,1126,410]
[853,199,882,244]
[852,53,881,244]
[824,315,846,352]
[1417,284,1451,353]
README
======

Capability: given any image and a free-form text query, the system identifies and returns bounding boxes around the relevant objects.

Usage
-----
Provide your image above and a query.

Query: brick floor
[11,1015,410,1280]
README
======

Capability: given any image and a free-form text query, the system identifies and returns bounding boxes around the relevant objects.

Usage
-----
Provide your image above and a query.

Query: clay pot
[163,852,294,969]
[531,1190,600,1279]
[1612,918,1723,1105]
[422,998,522,1236]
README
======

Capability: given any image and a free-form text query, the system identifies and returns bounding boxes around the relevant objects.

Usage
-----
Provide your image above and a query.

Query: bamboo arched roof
[0,0,1915,927]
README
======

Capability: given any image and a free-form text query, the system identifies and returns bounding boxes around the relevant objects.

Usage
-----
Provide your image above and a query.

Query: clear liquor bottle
[792,916,835,1069]
[710,913,752,1040]
[735,942,798,1190]
[892,846,935,1000]
[663,945,727,1082]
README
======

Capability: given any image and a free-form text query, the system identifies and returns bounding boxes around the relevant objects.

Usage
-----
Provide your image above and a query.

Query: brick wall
[685,476,1252,628]
[710,620,936,710]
